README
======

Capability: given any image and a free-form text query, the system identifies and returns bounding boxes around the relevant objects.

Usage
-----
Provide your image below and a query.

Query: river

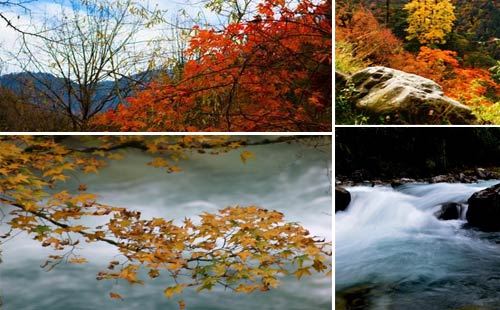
[336,181,500,310]
[0,138,332,310]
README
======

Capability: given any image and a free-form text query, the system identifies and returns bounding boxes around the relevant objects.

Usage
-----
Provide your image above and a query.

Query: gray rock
[391,178,417,188]
[476,168,487,179]
[466,183,500,231]
[431,175,454,183]
[336,187,351,213]
[436,202,463,220]
[349,66,475,124]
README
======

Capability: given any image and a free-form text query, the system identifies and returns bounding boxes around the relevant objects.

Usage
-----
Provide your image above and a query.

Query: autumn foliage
[336,3,500,117]
[404,0,456,44]
[96,0,332,132]
[0,136,331,306]
[336,6,402,66]
[391,47,500,106]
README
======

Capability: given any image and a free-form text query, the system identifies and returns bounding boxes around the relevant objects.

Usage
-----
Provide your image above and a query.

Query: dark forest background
[336,128,500,179]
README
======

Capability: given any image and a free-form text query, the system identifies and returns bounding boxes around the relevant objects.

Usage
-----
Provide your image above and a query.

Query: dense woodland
[336,128,500,179]
[0,0,331,132]
[336,0,500,124]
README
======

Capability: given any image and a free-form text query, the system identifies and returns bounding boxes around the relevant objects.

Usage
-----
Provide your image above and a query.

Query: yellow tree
[0,136,331,308]
[404,0,456,45]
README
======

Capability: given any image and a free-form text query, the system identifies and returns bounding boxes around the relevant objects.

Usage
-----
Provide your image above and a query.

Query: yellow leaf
[235,284,259,293]
[12,173,30,184]
[238,251,252,261]
[83,165,99,174]
[294,267,312,279]
[178,300,186,310]
[107,153,124,160]
[240,151,255,164]
[149,157,168,168]
[51,174,69,182]
[69,257,88,264]
[109,292,123,300]
[164,284,186,299]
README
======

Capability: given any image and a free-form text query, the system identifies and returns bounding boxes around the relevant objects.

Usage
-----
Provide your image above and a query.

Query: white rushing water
[0,140,332,310]
[336,181,500,310]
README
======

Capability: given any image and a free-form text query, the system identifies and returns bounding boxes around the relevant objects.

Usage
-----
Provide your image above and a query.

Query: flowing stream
[336,181,500,310]
[0,140,332,310]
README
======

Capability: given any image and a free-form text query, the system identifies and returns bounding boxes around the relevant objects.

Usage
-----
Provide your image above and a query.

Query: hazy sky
[0,0,219,74]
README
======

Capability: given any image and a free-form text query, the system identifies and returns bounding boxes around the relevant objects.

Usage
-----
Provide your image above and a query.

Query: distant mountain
[0,70,163,112]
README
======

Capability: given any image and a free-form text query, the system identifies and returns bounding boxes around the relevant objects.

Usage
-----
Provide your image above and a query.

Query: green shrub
[335,83,368,125]
[472,102,500,124]
[335,41,367,74]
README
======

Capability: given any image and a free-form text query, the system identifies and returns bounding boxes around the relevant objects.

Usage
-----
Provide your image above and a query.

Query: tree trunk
[386,0,390,25]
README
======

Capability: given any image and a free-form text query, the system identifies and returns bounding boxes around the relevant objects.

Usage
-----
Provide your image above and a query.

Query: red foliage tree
[97,0,332,132]
[391,47,499,105]
[336,5,402,65]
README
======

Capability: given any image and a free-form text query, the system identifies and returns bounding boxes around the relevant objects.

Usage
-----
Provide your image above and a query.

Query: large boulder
[336,187,351,213]
[466,183,500,231]
[348,66,475,124]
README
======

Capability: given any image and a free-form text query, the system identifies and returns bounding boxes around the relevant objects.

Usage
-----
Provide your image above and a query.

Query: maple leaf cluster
[96,0,332,132]
[0,136,331,305]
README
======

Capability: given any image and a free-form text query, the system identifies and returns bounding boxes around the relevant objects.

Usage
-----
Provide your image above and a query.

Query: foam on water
[336,181,500,309]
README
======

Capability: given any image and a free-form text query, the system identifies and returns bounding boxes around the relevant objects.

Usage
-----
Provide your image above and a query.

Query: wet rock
[466,183,500,231]
[349,66,475,124]
[351,169,370,182]
[476,168,487,179]
[431,175,455,183]
[436,203,463,220]
[336,187,351,213]
[336,284,375,310]
[475,168,500,180]
[391,178,417,188]
[458,173,477,183]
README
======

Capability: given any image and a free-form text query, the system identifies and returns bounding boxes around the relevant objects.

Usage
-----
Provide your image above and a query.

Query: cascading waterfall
[336,181,500,310]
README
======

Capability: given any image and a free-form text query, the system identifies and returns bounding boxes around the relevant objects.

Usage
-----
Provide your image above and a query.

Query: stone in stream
[391,178,417,188]
[431,174,455,183]
[466,183,500,231]
[336,284,375,310]
[336,187,351,213]
[436,202,463,220]
[347,66,475,124]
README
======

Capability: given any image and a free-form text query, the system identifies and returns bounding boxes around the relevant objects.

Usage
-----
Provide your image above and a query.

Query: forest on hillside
[336,0,500,125]
[0,0,331,132]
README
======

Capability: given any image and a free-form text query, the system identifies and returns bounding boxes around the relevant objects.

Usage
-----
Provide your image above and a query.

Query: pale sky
[0,0,221,74]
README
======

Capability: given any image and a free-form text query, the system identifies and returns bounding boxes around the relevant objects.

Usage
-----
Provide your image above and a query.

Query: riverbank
[336,166,500,187]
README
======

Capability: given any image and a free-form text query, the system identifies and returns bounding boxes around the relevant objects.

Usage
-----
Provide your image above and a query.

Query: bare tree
[13,0,166,130]
[0,0,34,34]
